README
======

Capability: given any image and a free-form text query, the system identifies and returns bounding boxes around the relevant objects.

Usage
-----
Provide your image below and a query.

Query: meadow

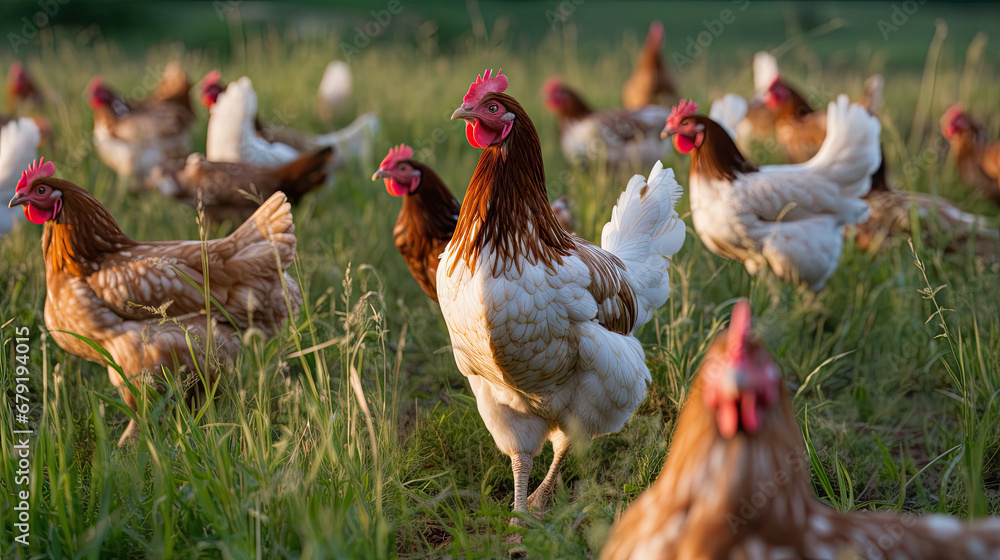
[1,1,999,558]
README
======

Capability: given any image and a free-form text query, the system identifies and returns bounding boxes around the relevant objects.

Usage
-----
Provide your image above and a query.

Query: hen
[941,103,1000,205]
[203,72,378,172]
[372,144,578,301]
[87,62,196,188]
[8,159,301,445]
[0,117,41,238]
[664,97,881,290]
[710,95,1000,260]
[621,22,677,110]
[544,77,672,171]
[442,69,686,514]
[150,146,333,224]
[7,62,43,113]
[372,144,460,301]
[601,300,1000,560]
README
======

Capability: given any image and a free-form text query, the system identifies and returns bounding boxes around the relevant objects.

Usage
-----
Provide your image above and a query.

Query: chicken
[544,77,672,171]
[87,62,196,188]
[317,61,352,122]
[664,97,881,290]
[149,146,333,224]
[371,144,578,301]
[764,72,883,164]
[0,117,40,238]
[8,158,301,445]
[601,299,1000,560]
[372,144,460,301]
[711,95,1000,260]
[203,72,378,172]
[7,62,43,113]
[442,69,686,514]
[941,103,1000,205]
[621,21,677,110]
[734,51,780,148]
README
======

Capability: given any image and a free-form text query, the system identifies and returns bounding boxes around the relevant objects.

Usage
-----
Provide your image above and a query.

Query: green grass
[2,3,1000,558]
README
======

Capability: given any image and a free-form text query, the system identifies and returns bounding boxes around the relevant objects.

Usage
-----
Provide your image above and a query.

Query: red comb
[9,61,23,78]
[766,73,782,91]
[647,21,664,45]
[17,157,56,191]
[726,299,752,364]
[204,70,222,86]
[943,103,964,123]
[666,99,698,130]
[380,144,413,170]
[463,68,508,105]
[86,76,103,93]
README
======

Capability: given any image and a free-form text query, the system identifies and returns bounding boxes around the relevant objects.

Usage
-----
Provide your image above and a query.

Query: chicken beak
[371,169,388,181]
[451,106,475,121]
[8,194,24,208]
[660,126,675,140]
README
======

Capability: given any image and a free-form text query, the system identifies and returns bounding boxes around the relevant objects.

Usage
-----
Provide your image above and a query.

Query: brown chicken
[87,62,196,188]
[372,144,578,301]
[150,147,333,224]
[8,158,301,445]
[941,103,1000,205]
[602,299,1000,560]
[371,144,460,301]
[621,21,677,110]
[7,62,42,113]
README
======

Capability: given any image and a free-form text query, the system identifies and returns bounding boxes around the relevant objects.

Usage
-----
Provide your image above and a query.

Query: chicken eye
[488,104,498,114]
[35,186,45,195]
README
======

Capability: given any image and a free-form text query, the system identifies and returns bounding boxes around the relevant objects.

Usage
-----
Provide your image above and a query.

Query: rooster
[87,62,196,188]
[150,146,333,224]
[317,61,352,122]
[601,300,1000,560]
[710,95,1000,260]
[442,69,686,514]
[0,117,41,238]
[941,103,1000,205]
[202,72,378,172]
[8,159,301,445]
[372,144,460,301]
[621,21,677,110]
[7,62,43,113]
[544,77,672,171]
[664,97,881,290]
[372,144,578,301]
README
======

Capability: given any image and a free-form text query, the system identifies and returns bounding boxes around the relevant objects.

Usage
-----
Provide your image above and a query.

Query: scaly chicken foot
[526,432,570,510]
[509,452,533,525]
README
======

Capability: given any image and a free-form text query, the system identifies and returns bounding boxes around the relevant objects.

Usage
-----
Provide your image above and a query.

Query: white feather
[314,112,379,170]
[753,51,779,94]
[206,76,298,166]
[317,61,352,118]
[709,94,749,141]
[0,118,40,237]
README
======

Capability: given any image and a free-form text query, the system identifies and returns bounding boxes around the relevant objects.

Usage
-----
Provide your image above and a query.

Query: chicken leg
[527,430,570,509]
[511,452,533,515]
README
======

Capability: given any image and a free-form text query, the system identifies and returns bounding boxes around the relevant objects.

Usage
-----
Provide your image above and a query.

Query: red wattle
[384,178,410,197]
[23,204,53,225]
[740,391,759,434]
[466,120,499,149]
[673,134,696,154]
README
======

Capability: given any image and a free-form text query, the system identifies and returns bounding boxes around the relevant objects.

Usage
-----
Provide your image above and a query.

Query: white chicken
[205,75,378,171]
[664,96,881,290]
[0,117,40,238]
[441,69,686,514]
[317,60,352,122]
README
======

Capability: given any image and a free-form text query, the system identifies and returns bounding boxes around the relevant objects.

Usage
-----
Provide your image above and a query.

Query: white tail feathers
[0,117,40,237]
[207,76,256,163]
[314,112,380,169]
[753,51,779,94]
[804,95,882,200]
[709,94,749,141]
[601,161,686,329]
